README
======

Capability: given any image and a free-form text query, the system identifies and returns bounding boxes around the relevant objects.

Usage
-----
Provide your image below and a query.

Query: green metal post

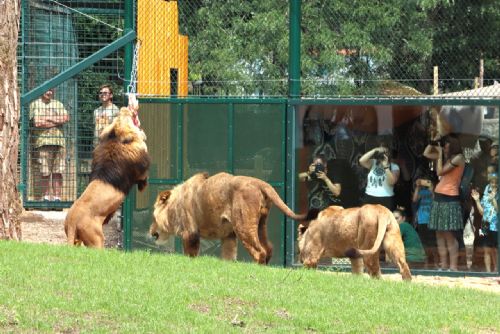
[19,0,28,201]
[21,31,136,106]
[285,0,301,266]
[123,0,135,251]
[228,103,234,173]
[285,103,298,267]
[288,0,301,98]
[174,103,184,253]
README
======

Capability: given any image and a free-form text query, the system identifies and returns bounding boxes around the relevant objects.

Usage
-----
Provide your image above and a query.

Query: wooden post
[479,58,484,88]
[433,66,439,95]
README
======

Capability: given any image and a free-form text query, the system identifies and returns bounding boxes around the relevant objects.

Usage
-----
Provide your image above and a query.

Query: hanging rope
[127,40,141,96]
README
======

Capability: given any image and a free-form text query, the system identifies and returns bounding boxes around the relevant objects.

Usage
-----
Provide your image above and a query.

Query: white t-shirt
[365,160,400,197]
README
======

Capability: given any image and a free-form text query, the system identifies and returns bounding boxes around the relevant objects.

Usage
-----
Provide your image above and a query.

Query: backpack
[459,163,474,201]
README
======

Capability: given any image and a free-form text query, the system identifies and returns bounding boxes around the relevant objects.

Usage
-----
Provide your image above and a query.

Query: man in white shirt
[94,84,119,142]
[93,84,121,235]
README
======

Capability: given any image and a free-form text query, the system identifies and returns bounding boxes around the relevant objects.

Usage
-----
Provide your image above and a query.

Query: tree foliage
[178,0,499,96]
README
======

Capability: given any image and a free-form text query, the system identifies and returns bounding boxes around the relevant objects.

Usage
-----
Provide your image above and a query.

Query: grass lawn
[0,241,499,333]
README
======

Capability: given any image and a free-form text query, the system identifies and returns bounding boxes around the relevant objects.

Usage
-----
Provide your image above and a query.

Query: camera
[310,163,325,179]
[430,140,439,146]
[314,163,325,174]
[373,151,386,160]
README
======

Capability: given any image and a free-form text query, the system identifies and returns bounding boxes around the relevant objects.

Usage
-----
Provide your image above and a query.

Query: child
[393,207,426,265]
[471,173,499,272]
[412,176,438,268]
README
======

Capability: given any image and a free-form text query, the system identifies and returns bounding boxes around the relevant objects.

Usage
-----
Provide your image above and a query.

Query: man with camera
[359,141,400,211]
[298,154,342,211]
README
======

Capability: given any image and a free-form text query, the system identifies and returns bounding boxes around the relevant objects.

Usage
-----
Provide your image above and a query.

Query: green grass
[0,241,499,333]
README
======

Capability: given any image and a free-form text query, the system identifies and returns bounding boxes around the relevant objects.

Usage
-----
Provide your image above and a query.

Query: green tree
[176,0,499,97]
[425,0,500,92]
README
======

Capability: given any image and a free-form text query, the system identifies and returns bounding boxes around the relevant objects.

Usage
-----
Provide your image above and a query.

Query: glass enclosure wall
[294,104,499,273]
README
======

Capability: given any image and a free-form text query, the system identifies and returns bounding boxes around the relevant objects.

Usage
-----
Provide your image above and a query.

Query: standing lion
[64,105,151,248]
[149,172,305,264]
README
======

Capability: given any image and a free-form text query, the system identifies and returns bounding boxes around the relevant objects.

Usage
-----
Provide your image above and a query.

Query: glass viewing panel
[295,104,499,273]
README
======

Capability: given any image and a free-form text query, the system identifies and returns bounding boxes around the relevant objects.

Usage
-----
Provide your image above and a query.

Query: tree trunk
[0,0,22,240]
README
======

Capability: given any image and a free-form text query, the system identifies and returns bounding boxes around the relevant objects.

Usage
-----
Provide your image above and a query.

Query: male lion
[298,204,412,281]
[149,172,305,264]
[64,106,151,248]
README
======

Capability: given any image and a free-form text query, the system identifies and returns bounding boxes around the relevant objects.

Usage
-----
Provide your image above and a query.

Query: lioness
[64,106,151,248]
[298,204,412,281]
[149,172,305,264]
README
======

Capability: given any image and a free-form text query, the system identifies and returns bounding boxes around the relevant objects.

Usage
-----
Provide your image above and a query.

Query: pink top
[435,163,464,196]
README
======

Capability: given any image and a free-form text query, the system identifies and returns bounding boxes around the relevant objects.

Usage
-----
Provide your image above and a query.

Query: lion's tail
[258,180,306,221]
[345,205,390,258]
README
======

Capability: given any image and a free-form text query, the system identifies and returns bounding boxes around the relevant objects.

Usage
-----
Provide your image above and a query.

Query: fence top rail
[138,97,288,104]
[289,97,500,106]
[137,96,500,106]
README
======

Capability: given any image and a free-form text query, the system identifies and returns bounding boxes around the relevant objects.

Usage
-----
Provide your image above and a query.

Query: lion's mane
[91,107,151,194]
[64,107,151,248]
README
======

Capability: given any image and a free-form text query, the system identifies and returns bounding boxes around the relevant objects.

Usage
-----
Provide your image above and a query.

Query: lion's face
[149,190,174,245]
[149,219,171,245]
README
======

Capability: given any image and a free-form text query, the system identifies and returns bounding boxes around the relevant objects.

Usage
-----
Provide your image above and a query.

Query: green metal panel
[128,101,289,266]
[184,103,230,175]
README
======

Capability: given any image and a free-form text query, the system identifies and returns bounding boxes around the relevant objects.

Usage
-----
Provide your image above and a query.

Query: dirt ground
[18,210,499,294]
[20,209,122,249]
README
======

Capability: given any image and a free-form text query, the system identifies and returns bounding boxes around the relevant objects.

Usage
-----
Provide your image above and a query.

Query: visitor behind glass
[393,207,426,265]
[471,172,498,272]
[412,176,438,269]
[298,154,342,211]
[359,140,400,211]
[424,135,465,271]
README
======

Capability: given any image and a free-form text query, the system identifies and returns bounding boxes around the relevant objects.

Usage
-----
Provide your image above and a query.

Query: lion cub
[298,204,412,281]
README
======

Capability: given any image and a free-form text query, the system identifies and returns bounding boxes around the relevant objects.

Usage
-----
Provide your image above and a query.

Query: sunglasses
[99,91,110,96]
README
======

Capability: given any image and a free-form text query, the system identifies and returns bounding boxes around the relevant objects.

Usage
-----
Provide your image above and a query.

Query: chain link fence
[132,0,499,98]
[19,0,125,204]
[18,0,500,198]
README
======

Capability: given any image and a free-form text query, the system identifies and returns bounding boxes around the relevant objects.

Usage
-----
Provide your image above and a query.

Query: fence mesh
[299,1,500,98]
[132,0,500,98]
[20,0,125,203]
[18,0,500,204]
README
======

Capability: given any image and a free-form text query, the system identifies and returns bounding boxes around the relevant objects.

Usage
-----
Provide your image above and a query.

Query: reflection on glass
[296,104,499,273]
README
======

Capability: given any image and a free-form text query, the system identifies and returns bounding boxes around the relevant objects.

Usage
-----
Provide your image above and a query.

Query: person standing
[94,84,119,141]
[94,84,121,233]
[424,135,465,271]
[359,140,400,211]
[412,176,439,268]
[298,154,342,211]
[470,135,493,192]
[471,173,498,272]
[30,88,70,201]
